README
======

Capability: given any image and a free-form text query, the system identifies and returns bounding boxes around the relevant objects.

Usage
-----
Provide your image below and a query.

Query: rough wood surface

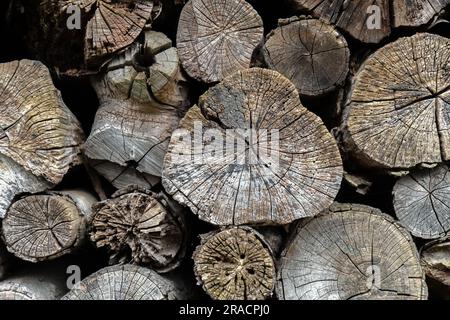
[421,237,450,287]
[163,68,343,225]
[341,33,450,172]
[393,0,450,27]
[90,186,186,272]
[264,17,349,96]
[1,190,96,262]
[193,227,276,300]
[0,59,84,184]
[393,164,450,239]
[276,203,427,300]
[62,264,188,300]
[85,31,188,189]
[176,0,264,83]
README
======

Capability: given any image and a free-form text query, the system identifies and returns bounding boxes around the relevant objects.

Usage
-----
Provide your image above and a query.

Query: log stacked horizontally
[0,0,449,302]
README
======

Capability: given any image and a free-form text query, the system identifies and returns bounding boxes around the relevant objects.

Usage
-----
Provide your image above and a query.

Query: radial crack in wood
[264,17,349,97]
[62,264,188,300]
[90,186,187,272]
[276,203,428,300]
[341,33,450,171]
[176,0,264,83]
[162,68,343,225]
[421,237,450,287]
[393,164,450,239]
[1,190,96,262]
[193,227,276,300]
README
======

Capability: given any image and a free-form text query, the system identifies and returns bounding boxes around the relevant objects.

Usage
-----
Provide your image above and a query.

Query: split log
[393,0,450,27]
[176,0,264,83]
[0,60,84,217]
[62,264,189,300]
[393,164,450,239]
[162,68,343,225]
[90,186,187,272]
[263,17,349,97]
[341,33,450,172]
[1,190,96,262]
[193,227,276,300]
[85,31,189,189]
[343,171,372,195]
[421,237,450,287]
[276,203,428,300]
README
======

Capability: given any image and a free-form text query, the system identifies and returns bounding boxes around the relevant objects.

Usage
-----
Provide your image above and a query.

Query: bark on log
[341,33,450,172]
[90,186,187,272]
[62,264,188,300]
[85,31,189,189]
[420,237,450,287]
[162,68,343,225]
[193,227,276,300]
[263,17,349,97]
[0,59,84,217]
[1,190,96,263]
[276,203,428,300]
[176,0,264,83]
[393,164,450,239]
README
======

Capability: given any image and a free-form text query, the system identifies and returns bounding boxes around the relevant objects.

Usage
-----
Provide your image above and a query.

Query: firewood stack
[0,0,448,300]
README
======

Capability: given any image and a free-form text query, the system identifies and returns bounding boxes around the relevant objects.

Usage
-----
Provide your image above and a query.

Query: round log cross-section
[393,164,450,239]
[276,203,427,300]
[264,17,349,96]
[193,227,276,300]
[177,0,264,83]
[62,264,188,300]
[342,33,450,172]
[162,68,343,225]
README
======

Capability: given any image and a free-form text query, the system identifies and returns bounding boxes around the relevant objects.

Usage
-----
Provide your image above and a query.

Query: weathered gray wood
[163,68,343,225]
[90,186,187,272]
[421,237,450,287]
[264,17,349,96]
[1,190,96,262]
[85,30,189,189]
[341,33,450,172]
[343,171,372,195]
[276,203,428,300]
[62,264,189,300]
[393,164,450,239]
[176,0,264,83]
[193,227,276,300]
[393,0,450,27]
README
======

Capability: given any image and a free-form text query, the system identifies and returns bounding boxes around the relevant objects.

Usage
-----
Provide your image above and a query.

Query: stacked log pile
[0,0,448,300]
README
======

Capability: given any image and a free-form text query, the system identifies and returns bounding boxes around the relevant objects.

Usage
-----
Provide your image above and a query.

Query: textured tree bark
[162,68,343,225]
[177,0,264,83]
[85,31,189,189]
[90,186,187,272]
[62,264,189,300]
[393,164,450,239]
[263,17,349,97]
[421,237,450,287]
[0,60,84,217]
[1,190,96,263]
[193,227,276,300]
[341,33,450,173]
[276,203,428,300]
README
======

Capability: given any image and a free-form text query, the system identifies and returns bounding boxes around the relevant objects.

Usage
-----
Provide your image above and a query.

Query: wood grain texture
[264,17,349,96]
[177,0,264,83]
[62,264,188,300]
[162,68,343,225]
[193,227,276,300]
[393,164,450,239]
[1,190,96,262]
[341,33,450,171]
[393,0,450,27]
[0,60,84,184]
[90,186,186,272]
[276,203,427,300]
[421,237,450,287]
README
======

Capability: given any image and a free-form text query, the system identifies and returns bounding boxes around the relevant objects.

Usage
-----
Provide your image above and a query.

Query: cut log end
[276,203,427,300]
[264,17,349,96]
[193,227,276,300]
[90,186,186,272]
[176,0,264,83]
